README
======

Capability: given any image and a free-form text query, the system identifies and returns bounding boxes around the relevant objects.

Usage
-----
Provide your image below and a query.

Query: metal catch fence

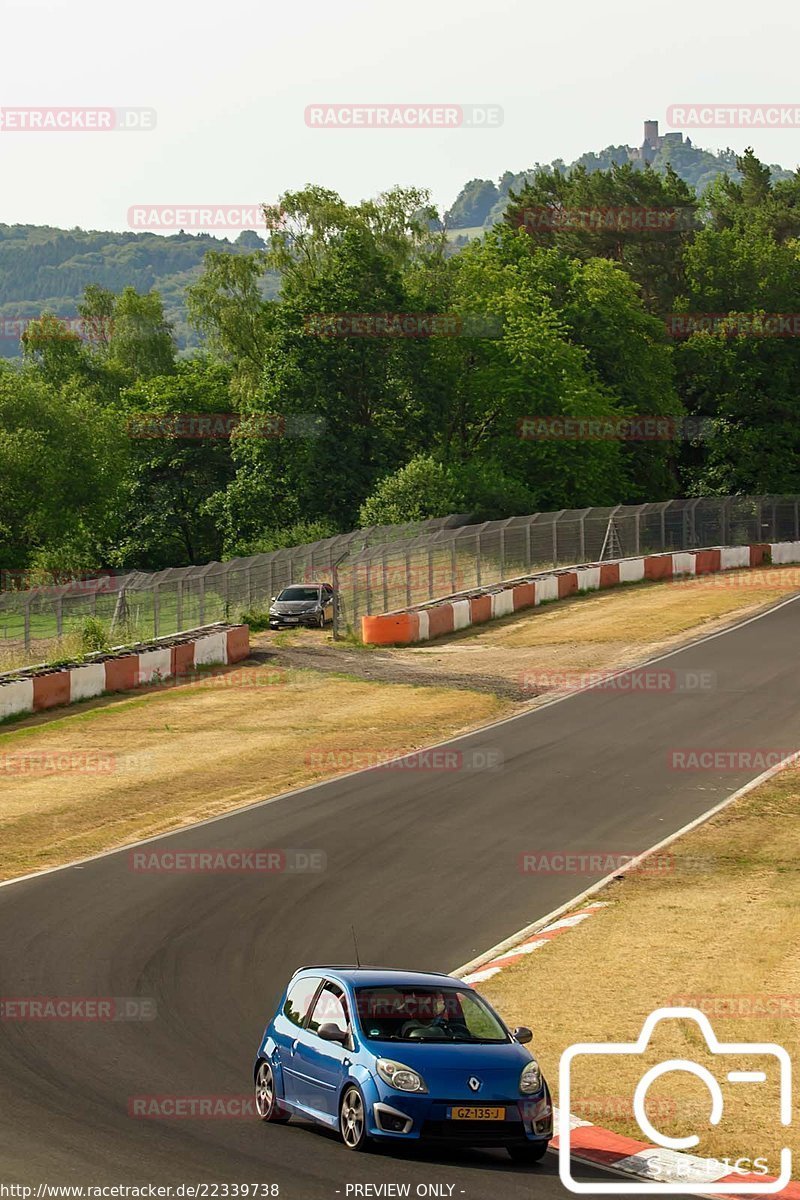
[333,495,800,631]
[1,495,797,660]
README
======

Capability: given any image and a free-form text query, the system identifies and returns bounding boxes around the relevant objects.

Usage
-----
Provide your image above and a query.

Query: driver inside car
[399,991,458,1039]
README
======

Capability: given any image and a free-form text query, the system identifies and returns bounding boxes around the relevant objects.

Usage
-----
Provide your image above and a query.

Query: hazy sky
[2,0,799,235]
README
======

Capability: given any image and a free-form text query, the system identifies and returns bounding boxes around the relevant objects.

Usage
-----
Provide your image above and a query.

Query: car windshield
[354,986,509,1043]
[277,587,319,602]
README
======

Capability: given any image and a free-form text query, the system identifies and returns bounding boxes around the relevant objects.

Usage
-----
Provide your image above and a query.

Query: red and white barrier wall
[360,543,790,645]
[0,624,250,721]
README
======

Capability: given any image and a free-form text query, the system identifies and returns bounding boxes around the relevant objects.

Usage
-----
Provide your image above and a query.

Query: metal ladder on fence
[599,517,624,561]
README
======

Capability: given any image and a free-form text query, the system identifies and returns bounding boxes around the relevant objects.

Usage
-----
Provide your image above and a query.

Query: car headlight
[376,1058,428,1093]
[520,1060,543,1094]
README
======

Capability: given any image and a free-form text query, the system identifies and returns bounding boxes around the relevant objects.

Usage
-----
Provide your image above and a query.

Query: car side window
[307,984,349,1038]
[283,976,322,1028]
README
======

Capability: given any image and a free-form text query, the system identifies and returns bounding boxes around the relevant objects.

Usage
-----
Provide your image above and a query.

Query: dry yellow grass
[480,766,800,1169]
[0,663,504,880]
[387,567,800,693]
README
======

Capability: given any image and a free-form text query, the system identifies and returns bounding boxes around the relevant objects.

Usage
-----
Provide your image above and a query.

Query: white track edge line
[452,753,797,977]
[1,590,799,894]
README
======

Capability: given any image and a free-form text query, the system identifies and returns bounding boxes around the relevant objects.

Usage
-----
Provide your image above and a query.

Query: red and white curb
[461,902,610,984]
[455,756,800,1197]
[553,1108,799,1197]
[360,540,795,645]
[0,624,250,720]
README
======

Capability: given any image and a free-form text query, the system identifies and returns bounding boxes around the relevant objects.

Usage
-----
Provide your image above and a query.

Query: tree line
[1,149,799,580]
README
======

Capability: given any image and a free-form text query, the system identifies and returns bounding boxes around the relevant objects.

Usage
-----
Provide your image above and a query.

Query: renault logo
[468,1076,481,1092]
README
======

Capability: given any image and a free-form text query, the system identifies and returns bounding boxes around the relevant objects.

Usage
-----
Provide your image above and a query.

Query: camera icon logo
[558,1007,792,1194]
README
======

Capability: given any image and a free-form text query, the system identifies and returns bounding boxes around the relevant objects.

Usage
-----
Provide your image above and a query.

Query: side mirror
[270,596,276,602]
[317,1022,348,1044]
[512,1026,533,1044]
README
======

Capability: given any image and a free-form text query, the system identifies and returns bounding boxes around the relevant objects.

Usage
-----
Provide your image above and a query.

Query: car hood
[271,600,319,613]
[365,1040,539,1099]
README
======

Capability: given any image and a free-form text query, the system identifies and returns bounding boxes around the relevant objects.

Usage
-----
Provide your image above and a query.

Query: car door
[322,585,334,617]
[289,981,352,1119]
[273,975,324,1106]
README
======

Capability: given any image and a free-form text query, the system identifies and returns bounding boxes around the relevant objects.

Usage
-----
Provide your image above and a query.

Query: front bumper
[268,611,321,628]
[364,1086,553,1145]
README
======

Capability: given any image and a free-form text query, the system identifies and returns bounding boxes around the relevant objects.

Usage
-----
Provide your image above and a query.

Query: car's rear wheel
[255,1060,290,1123]
[507,1141,549,1164]
[339,1085,369,1151]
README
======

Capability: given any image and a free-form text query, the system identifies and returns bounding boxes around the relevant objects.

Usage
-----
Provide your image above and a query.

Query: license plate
[284,617,299,623]
[447,1106,505,1121]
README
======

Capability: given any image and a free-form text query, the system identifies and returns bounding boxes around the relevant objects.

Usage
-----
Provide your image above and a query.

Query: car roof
[290,965,462,988]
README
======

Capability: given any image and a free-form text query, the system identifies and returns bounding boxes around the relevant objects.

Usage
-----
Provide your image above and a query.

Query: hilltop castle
[628,119,691,164]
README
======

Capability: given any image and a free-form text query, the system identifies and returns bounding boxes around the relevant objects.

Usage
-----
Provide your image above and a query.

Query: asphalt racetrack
[2,597,799,1199]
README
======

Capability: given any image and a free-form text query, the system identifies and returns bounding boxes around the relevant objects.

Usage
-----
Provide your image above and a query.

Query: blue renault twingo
[253,966,553,1161]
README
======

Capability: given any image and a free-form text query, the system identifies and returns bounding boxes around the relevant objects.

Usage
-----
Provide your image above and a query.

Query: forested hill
[0,225,277,356]
[445,138,796,229]
[1,131,796,356]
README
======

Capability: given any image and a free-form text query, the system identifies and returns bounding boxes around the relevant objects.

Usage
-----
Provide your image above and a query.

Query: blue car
[253,966,553,1161]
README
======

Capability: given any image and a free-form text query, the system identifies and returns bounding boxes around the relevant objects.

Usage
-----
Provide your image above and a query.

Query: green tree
[113,358,236,567]
[0,364,127,571]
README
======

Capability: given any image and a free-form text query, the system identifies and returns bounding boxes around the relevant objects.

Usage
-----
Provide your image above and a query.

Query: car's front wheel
[507,1141,549,1164]
[339,1085,369,1151]
[255,1060,290,1123]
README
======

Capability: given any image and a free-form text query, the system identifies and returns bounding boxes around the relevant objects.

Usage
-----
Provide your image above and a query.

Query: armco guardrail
[360,543,790,645]
[0,623,249,721]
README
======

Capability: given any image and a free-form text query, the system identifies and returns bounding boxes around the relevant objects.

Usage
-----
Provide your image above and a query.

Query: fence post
[199,576,205,626]
[499,526,506,580]
[795,499,799,541]
[721,498,729,546]
[153,584,160,639]
[525,520,532,570]
[333,561,341,640]
[382,546,389,611]
[56,596,63,639]
[405,548,412,606]
[428,545,434,597]
[552,521,558,568]
[476,532,482,587]
[24,597,31,651]
[578,516,585,563]
[246,565,253,608]
[451,540,458,592]
[176,580,183,634]
[634,511,641,556]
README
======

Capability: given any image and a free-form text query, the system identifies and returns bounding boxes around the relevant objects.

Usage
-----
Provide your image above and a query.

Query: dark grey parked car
[268,583,334,629]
